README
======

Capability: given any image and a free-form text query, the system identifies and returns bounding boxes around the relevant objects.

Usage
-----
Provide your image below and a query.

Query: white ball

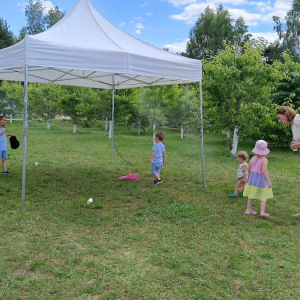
[35,162,38,166]
[87,198,93,204]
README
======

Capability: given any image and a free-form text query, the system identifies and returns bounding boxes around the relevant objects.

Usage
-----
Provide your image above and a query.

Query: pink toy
[119,173,139,180]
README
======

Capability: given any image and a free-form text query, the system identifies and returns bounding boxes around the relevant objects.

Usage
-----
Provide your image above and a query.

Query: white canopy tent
[0,0,205,210]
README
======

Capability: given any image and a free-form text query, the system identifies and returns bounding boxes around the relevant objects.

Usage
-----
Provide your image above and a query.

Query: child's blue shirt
[152,142,166,163]
[0,128,7,151]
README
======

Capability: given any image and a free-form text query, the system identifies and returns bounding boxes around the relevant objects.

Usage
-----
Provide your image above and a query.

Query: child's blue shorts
[151,162,163,174]
[0,150,8,159]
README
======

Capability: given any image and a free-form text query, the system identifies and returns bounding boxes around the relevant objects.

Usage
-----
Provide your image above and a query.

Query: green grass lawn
[1,120,300,300]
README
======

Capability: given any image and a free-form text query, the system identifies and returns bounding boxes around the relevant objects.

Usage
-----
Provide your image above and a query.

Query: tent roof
[0,0,201,89]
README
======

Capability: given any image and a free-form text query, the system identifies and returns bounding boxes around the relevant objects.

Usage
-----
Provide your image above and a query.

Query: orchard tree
[28,83,64,129]
[0,81,24,121]
[95,89,112,131]
[114,88,145,134]
[186,5,250,59]
[165,84,199,139]
[204,40,282,155]
[60,86,99,133]
[125,88,149,134]
[141,86,168,143]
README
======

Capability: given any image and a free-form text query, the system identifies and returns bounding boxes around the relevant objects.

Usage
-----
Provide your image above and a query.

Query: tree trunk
[60,116,63,124]
[153,123,156,144]
[47,119,51,130]
[73,124,77,134]
[109,120,112,139]
[181,124,184,139]
[227,129,231,138]
[231,125,239,156]
[138,127,141,135]
[105,117,108,131]
[231,95,241,156]
[10,113,12,124]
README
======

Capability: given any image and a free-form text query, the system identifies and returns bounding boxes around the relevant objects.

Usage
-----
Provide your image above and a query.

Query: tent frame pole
[111,75,115,164]
[199,81,206,188]
[21,65,29,211]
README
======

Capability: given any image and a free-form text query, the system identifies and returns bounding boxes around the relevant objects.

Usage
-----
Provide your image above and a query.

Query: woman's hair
[276,106,297,122]
[236,151,249,161]
[155,132,165,141]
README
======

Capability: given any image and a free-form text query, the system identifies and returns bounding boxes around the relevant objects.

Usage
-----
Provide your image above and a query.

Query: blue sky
[0,0,293,52]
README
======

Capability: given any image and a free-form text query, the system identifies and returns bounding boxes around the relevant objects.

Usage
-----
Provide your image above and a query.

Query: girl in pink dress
[243,140,273,217]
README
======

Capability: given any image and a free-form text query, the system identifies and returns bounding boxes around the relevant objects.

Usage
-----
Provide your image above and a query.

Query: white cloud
[248,1,272,13]
[163,39,189,53]
[170,3,215,24]
[41,0,56,13]
[18,1,56,13]
[134,17,143,20]
[168,0,294,26]
[160,0,197,7]
[146,12,153,16]
[250,32,278,43]
[135,23,145,29]
[135,30,141,34]
[228,8,262,26]
[17,2,27,11]
[208,0,246,4]
[130,20,135,23]
[141,2,149,7]
[119,22,126,27]
[160,0,245,7]
[261,0,293,23]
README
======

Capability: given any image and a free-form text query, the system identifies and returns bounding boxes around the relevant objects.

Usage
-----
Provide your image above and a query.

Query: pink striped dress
[243,156,273,202]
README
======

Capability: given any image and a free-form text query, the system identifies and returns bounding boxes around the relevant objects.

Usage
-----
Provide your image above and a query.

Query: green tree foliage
[267,0,300,62]
[272,53,300,108]
[0,17,15,49]
[114,89,141,124]
[0,81,24,115]
[44,6,65,28]
[186,5,250,59]
[19,0,65,38]
[140,86,168,128]
[28,83,64,128]
[60,86,101,130]
[204,40,282,154]
[23,0,46,35]
[165,84,199,137]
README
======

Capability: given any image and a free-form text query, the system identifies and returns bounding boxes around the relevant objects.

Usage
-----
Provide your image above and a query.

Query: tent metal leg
[21,65,29,211]
[199,82,206,188]
[111,75,115,164]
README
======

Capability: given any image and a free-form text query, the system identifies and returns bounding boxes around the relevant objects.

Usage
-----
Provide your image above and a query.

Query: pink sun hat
[252,140,270,156]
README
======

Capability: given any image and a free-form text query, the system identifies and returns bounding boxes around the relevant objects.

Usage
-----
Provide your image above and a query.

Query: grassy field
[1,120,300,300]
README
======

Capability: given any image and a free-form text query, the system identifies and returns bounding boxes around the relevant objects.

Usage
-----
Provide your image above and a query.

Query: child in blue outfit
[148,132,166,185]
[0,114,15,175]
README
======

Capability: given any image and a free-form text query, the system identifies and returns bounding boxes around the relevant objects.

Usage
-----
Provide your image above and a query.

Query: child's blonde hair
[236,151,249,161]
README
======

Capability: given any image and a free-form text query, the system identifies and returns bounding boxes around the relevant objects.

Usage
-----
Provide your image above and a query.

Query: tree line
[1,0,300,154]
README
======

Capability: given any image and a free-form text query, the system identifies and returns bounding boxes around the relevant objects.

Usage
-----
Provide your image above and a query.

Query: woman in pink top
[243,140,273,217]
